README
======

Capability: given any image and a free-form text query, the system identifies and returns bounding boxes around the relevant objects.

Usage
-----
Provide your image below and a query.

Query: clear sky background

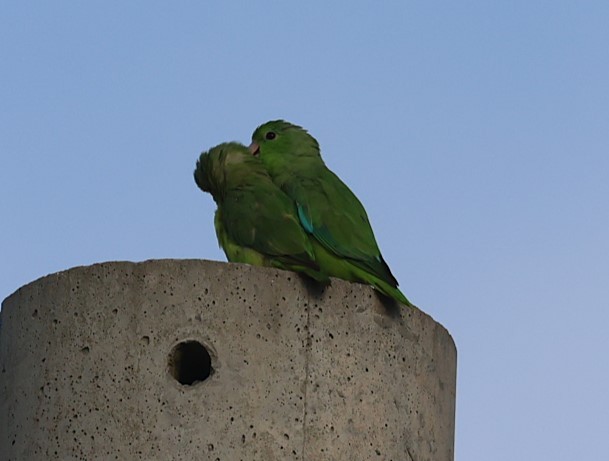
[2,2,608,459]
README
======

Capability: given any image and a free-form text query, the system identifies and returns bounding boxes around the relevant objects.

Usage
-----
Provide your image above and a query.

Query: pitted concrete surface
[0,260,456,460]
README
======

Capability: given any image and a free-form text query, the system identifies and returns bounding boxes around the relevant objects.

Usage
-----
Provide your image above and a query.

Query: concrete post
[0,260,456,460]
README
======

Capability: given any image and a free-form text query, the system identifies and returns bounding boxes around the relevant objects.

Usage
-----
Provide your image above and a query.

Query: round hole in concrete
[168,340,212,385]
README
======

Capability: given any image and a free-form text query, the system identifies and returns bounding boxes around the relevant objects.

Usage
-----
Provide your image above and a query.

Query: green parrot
[249,121,413,307]
[194,142,329,283]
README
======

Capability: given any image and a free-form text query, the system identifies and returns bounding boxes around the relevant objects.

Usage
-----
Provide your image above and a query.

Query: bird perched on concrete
[249,121,412,307]
[194,142,328,283]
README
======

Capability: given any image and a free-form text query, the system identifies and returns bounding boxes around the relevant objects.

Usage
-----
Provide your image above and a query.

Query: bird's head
[249,120,321,165]
[194,142,254,199]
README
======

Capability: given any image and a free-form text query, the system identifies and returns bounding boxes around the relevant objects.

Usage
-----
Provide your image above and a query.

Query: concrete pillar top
[0,259,456,460]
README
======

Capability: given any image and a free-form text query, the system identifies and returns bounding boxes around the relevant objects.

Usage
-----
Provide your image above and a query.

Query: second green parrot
[194,142,328,283]
[249,121,413,307]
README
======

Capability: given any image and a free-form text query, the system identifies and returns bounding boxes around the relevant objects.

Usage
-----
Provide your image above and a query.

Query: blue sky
[2,2,608,459]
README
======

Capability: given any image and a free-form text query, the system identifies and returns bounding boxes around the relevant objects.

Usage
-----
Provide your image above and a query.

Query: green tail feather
[369,277,414,307]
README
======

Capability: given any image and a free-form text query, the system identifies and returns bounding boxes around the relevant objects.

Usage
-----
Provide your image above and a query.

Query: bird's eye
[265,131,277,140]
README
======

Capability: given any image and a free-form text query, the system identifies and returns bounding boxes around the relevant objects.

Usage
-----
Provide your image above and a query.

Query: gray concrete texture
[0,259,456,460]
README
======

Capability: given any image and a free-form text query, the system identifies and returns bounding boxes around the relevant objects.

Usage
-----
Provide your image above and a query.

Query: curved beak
[248,142,260,157]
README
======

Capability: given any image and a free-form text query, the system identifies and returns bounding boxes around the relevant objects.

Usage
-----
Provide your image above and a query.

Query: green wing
[220,182,328,283]
[288,169,411,305]
[283,167,406,294]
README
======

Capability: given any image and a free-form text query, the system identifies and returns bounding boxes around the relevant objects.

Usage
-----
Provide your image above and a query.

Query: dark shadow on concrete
[375,293,403,319]
[298,274,328,299]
